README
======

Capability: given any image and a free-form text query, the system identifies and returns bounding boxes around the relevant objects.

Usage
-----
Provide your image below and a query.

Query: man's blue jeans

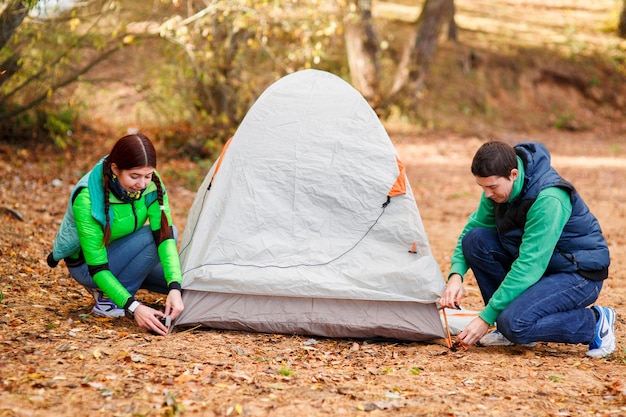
[462,227,601,345]
[68,225,178,296]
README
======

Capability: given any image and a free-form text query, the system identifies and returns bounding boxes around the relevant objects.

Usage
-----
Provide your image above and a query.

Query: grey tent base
[173,290,446,341]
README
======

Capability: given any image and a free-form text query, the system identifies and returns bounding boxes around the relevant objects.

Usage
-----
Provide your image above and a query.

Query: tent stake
[441,308,453,349]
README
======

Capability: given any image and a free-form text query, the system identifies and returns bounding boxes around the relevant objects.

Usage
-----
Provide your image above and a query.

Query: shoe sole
[92,308,126,318]
[586,307,616,358]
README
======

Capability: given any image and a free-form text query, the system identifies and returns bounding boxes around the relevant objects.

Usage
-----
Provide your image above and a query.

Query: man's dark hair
[471,141,518,178]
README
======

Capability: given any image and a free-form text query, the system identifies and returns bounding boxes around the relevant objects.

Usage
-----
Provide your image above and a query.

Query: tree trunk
[619,0,626,38]
[448,1,457,41]
[0,1,28,88]
[343,0,381,108]
[0,0,28,49]
[389,0,455,114]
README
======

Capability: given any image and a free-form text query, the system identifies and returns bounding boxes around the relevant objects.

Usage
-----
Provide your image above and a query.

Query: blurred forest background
[1,0,625,163]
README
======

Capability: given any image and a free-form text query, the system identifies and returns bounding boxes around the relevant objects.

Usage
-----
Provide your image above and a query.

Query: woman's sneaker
[479,330,537,347]
[91,289,126,318]
[586,306,616,359]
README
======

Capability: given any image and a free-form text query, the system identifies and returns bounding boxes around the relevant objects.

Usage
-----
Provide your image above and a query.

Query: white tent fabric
[174,69,446,341]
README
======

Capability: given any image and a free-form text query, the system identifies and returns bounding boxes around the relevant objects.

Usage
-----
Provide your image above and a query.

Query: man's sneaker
[586,306,616,359]
[91,289,125,318]
[479,330,537,347]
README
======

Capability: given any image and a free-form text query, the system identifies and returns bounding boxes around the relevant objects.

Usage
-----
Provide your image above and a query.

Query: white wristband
[127,300,141,315]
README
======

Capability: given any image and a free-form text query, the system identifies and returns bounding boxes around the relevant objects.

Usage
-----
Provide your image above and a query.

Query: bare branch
[0,41,127,120]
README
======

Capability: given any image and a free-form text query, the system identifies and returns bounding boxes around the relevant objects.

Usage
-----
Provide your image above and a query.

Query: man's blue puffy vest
[495,142,609,281]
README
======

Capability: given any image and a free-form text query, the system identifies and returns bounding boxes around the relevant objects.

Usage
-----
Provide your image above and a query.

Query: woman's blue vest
[495,142,609,281]
[50,157,159,263]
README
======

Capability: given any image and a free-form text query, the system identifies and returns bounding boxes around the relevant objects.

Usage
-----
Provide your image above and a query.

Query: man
[439,141,615,358]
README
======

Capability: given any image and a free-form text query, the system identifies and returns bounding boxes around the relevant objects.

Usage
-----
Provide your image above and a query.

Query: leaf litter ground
[1,130,625,417]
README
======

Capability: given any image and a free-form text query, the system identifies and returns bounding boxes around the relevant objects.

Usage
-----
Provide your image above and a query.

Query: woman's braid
[152,173,171,243]
[102,163,113,246]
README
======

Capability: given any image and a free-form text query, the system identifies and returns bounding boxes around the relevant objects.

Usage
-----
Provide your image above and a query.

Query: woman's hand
[133,304,169,336]
[131,290,183,336]
[164,289,184,320]
[439,273,465,309]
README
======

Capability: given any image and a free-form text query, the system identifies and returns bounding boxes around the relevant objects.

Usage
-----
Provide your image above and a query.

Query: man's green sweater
[449,158,572,325]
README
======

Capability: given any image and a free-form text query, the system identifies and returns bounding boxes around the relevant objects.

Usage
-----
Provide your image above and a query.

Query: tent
[174,69,447,341]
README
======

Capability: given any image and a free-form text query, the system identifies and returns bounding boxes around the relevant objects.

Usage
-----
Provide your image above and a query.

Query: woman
[47,133,184,336]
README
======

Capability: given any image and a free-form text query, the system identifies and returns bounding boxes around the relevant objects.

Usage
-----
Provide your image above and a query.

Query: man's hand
[439,273,465,309]
[455,316,490,348]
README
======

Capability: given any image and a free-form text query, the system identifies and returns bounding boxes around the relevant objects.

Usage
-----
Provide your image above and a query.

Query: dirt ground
[1,127,625,417]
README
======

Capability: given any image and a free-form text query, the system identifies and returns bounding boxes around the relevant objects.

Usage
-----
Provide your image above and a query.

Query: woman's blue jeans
[462,227,601,345]
[68,225,178,296]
